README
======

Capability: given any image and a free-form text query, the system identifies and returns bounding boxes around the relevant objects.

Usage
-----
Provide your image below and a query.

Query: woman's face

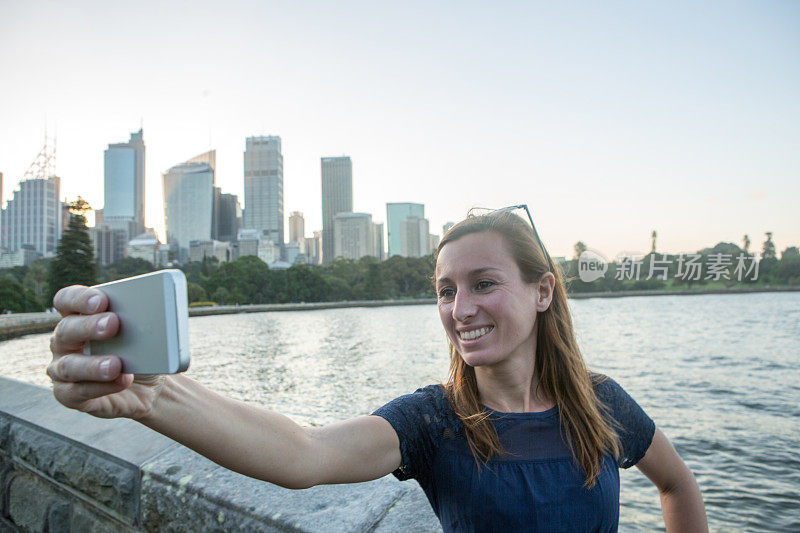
[435,231,540,369]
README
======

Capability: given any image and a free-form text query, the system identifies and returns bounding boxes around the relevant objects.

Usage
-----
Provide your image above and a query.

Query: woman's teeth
[459,327,492,341]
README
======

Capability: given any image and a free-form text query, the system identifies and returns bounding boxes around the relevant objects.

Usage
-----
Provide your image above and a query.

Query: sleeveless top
[371,376,655,532]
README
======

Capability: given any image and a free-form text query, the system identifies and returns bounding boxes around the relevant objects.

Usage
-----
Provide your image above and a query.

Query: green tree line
[2,214,799,313]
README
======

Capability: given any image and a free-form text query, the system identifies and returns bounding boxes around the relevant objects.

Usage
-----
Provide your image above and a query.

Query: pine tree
[762,232,777,260]
[46,197,97,305]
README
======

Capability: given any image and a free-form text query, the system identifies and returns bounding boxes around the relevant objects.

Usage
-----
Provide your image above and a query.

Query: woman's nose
[452,290,477,322]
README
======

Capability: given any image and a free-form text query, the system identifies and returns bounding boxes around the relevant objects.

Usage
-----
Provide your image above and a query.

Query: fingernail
[87,295,101,313]
[99,359,111,378]
[97,315,110,333]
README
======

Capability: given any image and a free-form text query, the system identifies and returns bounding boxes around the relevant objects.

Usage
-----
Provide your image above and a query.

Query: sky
[1,0,798,259]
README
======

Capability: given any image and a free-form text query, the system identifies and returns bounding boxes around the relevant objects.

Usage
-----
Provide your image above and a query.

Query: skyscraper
[0,176,62,256]
[162,162,214,263]
[321,156,352,264]
[372,222,385,260]
[386,202,426,257]
[288,211,305,243]
[333,212,373,260]
[243,136,283,247]
[104,129,145,239]
[213,188,240,243]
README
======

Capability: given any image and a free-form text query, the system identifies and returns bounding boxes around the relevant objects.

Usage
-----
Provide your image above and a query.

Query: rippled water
[2,292,799,532]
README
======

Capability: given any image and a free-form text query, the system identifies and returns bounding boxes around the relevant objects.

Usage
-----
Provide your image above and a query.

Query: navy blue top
[371,376,655,532]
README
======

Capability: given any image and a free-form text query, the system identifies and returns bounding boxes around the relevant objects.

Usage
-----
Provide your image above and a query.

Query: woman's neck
[474,356,553,413]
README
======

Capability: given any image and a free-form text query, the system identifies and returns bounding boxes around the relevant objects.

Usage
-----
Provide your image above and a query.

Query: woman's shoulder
[589,373,626,402]
[589,372,656,467]
[372,383,451,417]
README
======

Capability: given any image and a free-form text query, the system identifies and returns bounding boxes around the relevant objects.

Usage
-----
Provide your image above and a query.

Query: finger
[47,353,123,383]
[50,313,120,356]
[52,374,133,408]
[53,286,108,317]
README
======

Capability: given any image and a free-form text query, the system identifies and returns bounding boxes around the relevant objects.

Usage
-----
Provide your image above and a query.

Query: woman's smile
[458,326,494,343]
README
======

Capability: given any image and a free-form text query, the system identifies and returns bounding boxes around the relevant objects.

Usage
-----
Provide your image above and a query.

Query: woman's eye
[476,280,494,290]
[438,288,455,299]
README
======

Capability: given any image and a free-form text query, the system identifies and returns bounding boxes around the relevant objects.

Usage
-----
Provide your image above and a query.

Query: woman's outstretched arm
[138,375,402,488]
[636,428,708,532]
[48,285,402,489]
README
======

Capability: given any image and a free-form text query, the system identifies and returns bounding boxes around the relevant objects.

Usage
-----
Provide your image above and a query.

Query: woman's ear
[536,272,556,312]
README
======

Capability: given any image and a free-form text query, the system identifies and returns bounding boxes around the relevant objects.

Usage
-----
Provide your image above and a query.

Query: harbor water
[2,292,798,531]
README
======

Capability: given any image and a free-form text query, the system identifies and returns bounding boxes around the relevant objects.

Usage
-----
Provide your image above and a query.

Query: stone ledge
[0,377,442,531]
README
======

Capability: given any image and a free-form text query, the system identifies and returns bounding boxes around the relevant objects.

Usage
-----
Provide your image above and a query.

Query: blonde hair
[436,210,619,488]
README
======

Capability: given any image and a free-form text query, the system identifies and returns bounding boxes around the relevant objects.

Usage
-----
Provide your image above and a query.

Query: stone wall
[0,377,441,532]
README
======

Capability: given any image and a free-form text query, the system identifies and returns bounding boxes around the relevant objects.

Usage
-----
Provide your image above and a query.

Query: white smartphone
[86,269,191,374]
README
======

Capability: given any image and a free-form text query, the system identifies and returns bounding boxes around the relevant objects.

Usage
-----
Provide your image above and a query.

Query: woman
[47,209,707,532]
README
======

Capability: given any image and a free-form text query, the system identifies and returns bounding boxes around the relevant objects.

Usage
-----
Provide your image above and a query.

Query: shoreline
[1,286,797,341]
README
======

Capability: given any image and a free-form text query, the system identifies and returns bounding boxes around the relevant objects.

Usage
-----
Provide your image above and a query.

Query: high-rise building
[372,222,385,260]
[162,162,214,263]
[104,129,145,239]
[213,188,240,243]
[185,150,215,173]
[243,136,283,247]
[402,215,431,257]
[334,212,373,260]
[321,157,353,264]
[288,211,305,243]
[386,202,426,257]
[443,222,455,236]
[127,229,166,267]
[90,224,128,266]
[305,231,322,265]
[0,176,62,256]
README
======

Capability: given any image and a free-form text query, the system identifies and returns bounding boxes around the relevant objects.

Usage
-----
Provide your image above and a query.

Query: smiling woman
[44,209,707,533]
[371,209,708,531]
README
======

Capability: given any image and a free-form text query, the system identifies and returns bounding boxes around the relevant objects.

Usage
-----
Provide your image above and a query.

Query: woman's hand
[47,285,166,420]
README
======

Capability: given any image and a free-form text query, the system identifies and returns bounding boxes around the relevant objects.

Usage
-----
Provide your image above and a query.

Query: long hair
[436,210,619,488]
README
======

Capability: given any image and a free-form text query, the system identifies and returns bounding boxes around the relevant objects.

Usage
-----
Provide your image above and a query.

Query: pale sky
[1,0,798,259]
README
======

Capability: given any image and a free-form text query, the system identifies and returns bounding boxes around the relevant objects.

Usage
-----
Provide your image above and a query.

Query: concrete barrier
[0,313,60,341]
[0,377,442,532]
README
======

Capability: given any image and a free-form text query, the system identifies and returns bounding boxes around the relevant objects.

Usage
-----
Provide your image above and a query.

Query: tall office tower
[0,177,62,256]
[104,129,145,239]
[212,188,240,243]
[386,202,426,257]
[429,233,440,253]
[186,150,215,173]
[162,162,214,264]
[90,224,128,266]
[243,136,283,246]
[372,222,385,260]
[305,231,322,265]
[321,156,353,264]
[334,212,373,260]
[288,211,305,243]
[402,216,431,257]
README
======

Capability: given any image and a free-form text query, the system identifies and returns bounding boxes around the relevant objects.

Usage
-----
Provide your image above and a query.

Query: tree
[100,257,155,283]
[762,232,776,260]
[0,276,43,313]
[650,230,657,254]
[781,246,799,260]
[23,260,48,302]
[187,282,207,303]
[742,234,751,253]
[46,197,97,305]
[573,241,587,260]
[365,262,385,300]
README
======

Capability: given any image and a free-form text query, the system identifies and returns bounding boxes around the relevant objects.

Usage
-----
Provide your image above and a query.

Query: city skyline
[1,2,798,260]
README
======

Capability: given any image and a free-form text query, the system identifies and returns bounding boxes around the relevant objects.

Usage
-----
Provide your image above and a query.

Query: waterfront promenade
[0,376,440,531]
[2,286,797,341]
